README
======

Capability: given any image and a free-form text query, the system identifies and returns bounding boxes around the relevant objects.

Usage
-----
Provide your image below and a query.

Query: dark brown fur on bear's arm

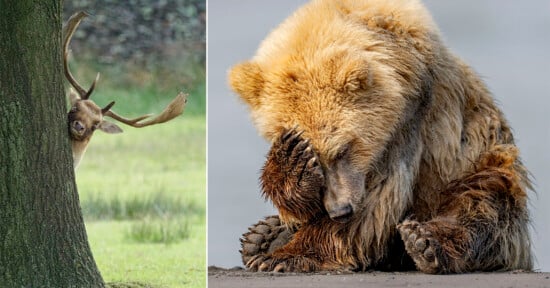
[246,214,366,272]
[261,128,326,226]
[242,128,331,271]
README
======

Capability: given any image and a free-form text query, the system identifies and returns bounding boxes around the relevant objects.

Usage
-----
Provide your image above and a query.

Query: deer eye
[70,106,78,113]
[92,123,100,131]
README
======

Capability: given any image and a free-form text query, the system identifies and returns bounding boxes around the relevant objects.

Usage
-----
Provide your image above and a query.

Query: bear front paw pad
[398,220,440,273]
[240,216,292,265]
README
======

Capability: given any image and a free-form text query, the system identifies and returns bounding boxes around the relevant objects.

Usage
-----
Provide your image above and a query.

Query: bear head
[229,4,433,221]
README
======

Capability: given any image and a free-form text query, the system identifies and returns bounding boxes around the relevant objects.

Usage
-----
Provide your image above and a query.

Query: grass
[82,192,203,221]
[76,109,205,287]
[126,216,190,244]
[87,220,205,287]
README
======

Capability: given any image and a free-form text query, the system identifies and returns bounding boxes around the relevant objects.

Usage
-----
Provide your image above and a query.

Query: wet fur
[232,0,532,273]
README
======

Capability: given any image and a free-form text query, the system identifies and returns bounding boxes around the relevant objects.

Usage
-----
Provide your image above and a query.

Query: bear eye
[335,145,350,161]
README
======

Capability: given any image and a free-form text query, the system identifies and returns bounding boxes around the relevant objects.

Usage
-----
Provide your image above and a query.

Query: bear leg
[261,127,325,226]
[245,217,359,272]
[399,145,532,273]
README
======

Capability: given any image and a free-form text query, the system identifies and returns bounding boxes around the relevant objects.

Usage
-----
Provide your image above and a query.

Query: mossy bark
[0,1,105,287]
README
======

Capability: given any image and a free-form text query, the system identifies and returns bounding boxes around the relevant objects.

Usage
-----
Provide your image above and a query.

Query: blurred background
[64,1,205,287]
[208,0,550,272]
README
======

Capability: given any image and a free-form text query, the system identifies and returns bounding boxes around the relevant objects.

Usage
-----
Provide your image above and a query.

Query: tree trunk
[0,1,105,287]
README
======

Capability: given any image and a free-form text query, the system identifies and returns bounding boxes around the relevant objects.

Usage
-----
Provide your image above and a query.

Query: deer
[63,12,187,169]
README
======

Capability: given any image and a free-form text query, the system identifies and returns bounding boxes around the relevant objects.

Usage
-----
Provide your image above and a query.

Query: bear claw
[246,254,284,272]
[283,125,301,140]
[245,253,308,273]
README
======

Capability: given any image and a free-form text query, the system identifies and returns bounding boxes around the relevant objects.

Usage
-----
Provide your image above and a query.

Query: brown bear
[229,0,532,274]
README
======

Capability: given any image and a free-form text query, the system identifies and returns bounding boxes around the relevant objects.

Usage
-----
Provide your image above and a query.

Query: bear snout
[327,203,353,223]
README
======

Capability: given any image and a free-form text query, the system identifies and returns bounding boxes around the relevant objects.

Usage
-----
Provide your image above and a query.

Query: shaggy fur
[231,0,532,274]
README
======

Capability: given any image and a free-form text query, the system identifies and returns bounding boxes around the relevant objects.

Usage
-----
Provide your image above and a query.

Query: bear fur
[230,0,532,274]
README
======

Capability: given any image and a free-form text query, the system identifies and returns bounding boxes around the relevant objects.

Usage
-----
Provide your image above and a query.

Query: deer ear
[98,121,123,134]
[228,61,264,108]
[68,88,81,105]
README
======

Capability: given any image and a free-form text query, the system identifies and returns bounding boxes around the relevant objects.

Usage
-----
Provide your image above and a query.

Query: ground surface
[208,267,550,288]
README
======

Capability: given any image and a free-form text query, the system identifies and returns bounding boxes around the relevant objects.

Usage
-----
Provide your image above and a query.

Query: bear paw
[269,127,324,186]
[397,219,441,274]
[240,215,293,265]
[261,127,325,222]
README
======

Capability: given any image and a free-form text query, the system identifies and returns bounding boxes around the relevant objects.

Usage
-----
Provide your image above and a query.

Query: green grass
[76,114,206,287]
[87,220,205,288]
[126,216,190,244]
[82,192,203,221]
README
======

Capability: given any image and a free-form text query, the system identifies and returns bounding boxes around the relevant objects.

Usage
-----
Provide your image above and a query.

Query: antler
[104,92,188,128]
[63,11,99,100]
[64,11,187,129]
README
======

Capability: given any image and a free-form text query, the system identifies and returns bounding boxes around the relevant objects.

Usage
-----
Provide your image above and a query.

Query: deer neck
[72,139,91,169]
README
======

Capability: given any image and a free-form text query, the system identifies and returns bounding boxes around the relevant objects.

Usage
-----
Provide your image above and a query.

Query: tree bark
[0,1,105,287]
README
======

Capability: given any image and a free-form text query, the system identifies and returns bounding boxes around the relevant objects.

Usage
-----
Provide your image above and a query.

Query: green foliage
[64,0,205,63]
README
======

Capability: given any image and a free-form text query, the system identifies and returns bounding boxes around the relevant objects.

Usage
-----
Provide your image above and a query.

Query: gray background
[208,0,550,271]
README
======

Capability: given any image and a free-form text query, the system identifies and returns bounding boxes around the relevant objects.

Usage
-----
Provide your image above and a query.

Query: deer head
[64,12,187,169]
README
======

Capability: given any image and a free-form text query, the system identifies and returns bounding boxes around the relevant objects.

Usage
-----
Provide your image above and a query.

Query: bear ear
[228,61,264,108]
[337,60,371,93]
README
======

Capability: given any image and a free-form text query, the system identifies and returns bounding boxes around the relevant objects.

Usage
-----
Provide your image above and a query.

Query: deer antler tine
[63,11,96,99]
[101,101,116,114]
[104,92,188,128]
[83,73,101,100]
